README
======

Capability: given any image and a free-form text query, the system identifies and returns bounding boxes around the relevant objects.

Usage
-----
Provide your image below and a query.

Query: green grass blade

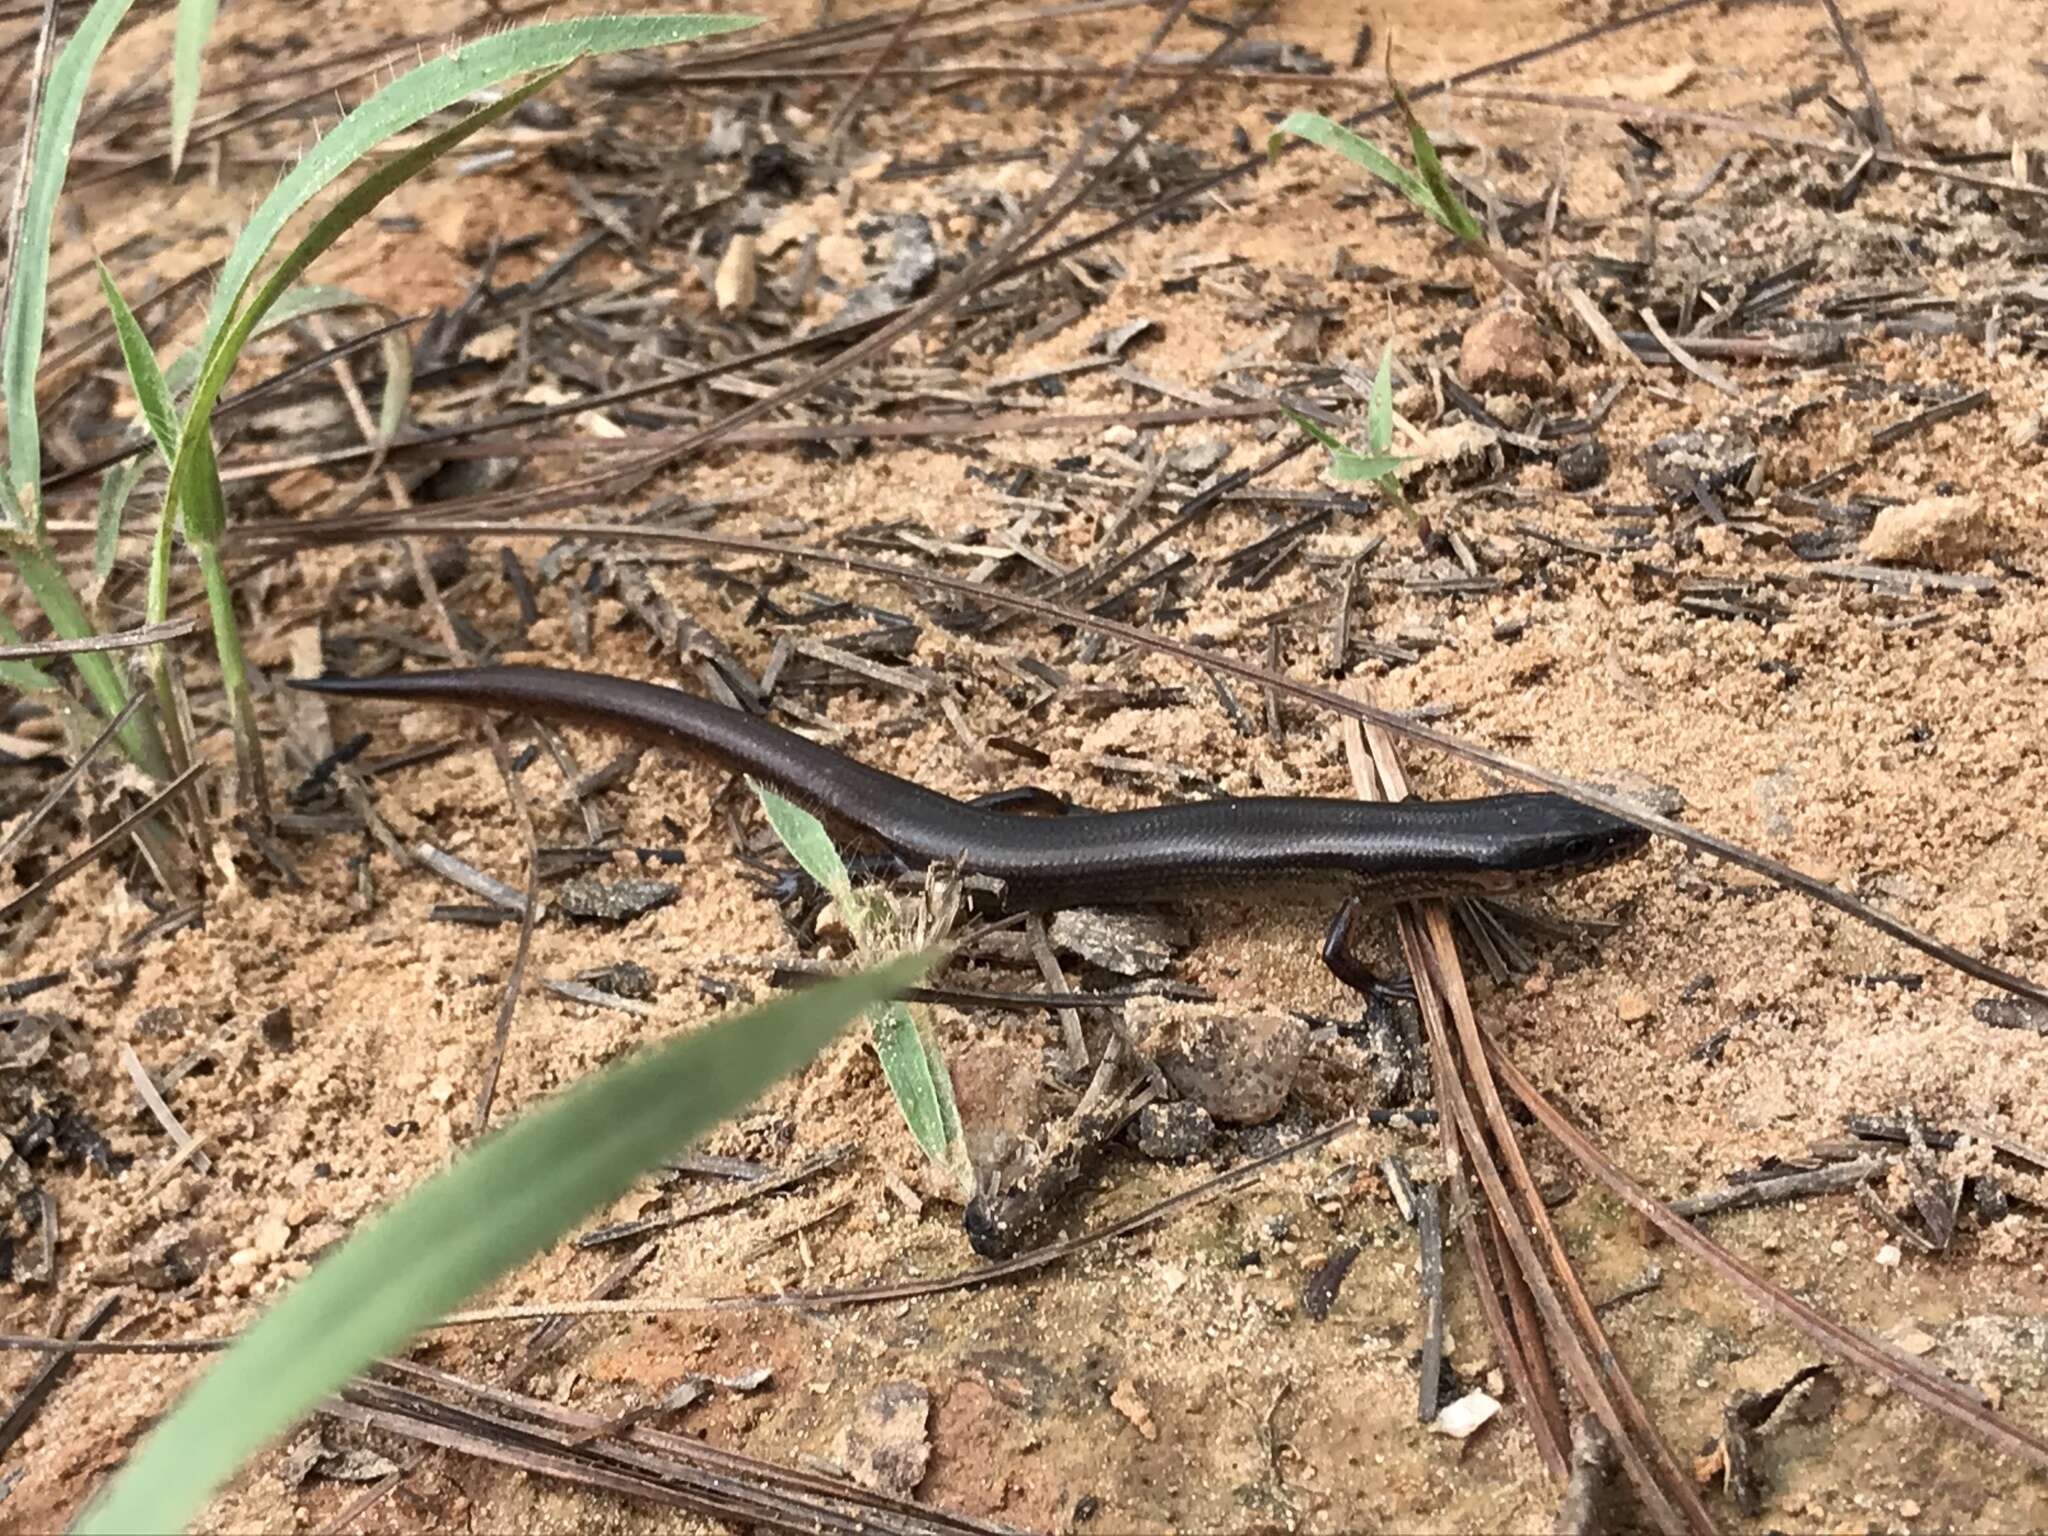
[871,1000,953,1162]
[752,780,853,901]
[749,784,967,1184]
[1391,81,1483,244]
[161,68,568,556]
[1281,405,1347,456]
[1282,405,1404,492]
[166,0,219,176]
[1324,449,1406,484]
[95,263,179,461]
[92,457,147,585]
[1367,342,1396,456]
[0,609,58,692]
[5,538,167,776]
[198,14,757,350]
[882,1005,967,1181]
[374,321,411,448]
[1,0,141,520]
[72,953,930,1536]
[1268,110,1442,230]
[162,281,399,396]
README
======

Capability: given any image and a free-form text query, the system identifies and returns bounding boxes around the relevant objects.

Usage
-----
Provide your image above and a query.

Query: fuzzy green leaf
[2,0,142,520]
[167,0,220,176]
[93,457,148,585]
[752,780,853,903]
[1391,81,1484,244]
[1367,342,1396,457]
[749,783,966,1182]
[95,263,180,462]
[198,15,757,352]
[1268,110,1441,227]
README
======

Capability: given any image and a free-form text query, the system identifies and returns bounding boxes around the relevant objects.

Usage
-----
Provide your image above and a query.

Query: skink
[292,666,1648,923]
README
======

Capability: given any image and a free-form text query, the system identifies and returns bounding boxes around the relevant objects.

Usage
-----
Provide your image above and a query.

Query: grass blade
[92,457,147,586]
[1367,342,1396,455]
[152,67,569,623]
[1268,110,1441,229]
[1282,404,1404,487]
[72,953,931,1536]
[750,784,968,1186]
[163,281,387,395]
[166,0,219,176]
[1324,449,1406,485]
[2,0,140,520]
[198,15,757,350]
[374,317,411,449]
[95,262,179,461]
[159,283,417,453]
[0,609,57,692]
[870,999,967,1175]
[1391,78,1483,244]
[165,68,566,553]
[752,779,853,901]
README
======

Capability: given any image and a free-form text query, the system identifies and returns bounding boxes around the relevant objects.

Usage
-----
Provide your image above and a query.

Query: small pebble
[1458,309,1555,396]
[1891,1326,1938,1355]
[1615,991,1655,1024]
[558,878,680,923]
[1431,1390,1501,1439]
[1130,1100,1216,1162]
[1125,997,1306,1125]
[1557,438,1610,491]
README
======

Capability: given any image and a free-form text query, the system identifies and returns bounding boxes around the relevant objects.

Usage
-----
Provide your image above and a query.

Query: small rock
[702,106,750,159]
[1875,1243,1902,1268]
[510,99,574,132]
[714,233,758,314]
[1048,907,1186,976]
[1459,309,1556,396]
[1279,308,1329,360]
[1110,1376,1158,1441]
[1696,522,1740,561]
[251,1215,293,1259]
[1643,425,1760,502]
[1130,1101,1215,1162]
[133,1005,187,1039]
[836,1380,931,1496]
[131,1237,204,1291]
[745,141,806,197]
[1124,997,1307,1124]
[277,1430,329,1489]
[259,1005,294,1052]
[1,1013,54,1070]
[1556,438,1610,491]
[1891,1325,1938,1356]
[574,960,657,999]
[1860,494,2005,569]
[1166,439,1230,476]
[836,214,943,323]
[1432,1389,1501,1439]
[1615,991,1655,1024]
[558,878,679,923]
[418,456,520,504]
